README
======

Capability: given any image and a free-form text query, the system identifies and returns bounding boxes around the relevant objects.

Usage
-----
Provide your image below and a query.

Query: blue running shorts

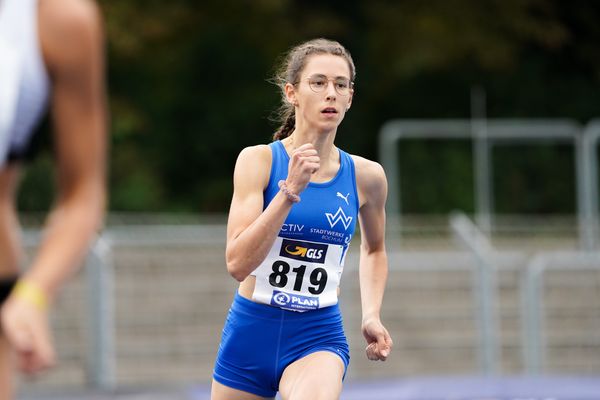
[213,292,350,397]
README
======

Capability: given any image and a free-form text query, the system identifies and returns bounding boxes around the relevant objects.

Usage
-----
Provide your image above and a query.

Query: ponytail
[273,108,295,140]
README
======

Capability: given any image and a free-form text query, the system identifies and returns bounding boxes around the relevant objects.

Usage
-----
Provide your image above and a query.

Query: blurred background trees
[18,0,600,214]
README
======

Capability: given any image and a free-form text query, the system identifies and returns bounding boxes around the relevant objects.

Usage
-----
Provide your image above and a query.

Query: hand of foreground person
[1,281,55,374]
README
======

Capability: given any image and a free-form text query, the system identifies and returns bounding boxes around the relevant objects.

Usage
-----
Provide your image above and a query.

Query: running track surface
[20,376,600,400]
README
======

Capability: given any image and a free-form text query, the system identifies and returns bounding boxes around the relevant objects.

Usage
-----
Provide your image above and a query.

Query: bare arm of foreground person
[1,0,107,375]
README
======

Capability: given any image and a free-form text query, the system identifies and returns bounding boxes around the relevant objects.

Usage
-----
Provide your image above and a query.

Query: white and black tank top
[0,0,50,166]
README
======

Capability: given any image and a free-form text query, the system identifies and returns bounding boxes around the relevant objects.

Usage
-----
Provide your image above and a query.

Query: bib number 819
[269,260,328,295]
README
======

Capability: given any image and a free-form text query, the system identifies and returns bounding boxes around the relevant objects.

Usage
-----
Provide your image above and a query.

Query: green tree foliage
[18,0,600,214]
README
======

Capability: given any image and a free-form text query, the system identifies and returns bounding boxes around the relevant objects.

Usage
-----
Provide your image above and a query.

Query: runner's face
[289,54,353,133]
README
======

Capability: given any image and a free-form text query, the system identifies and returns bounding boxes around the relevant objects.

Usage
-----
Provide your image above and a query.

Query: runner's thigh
[279,351,344,400]
[211,379,275,400]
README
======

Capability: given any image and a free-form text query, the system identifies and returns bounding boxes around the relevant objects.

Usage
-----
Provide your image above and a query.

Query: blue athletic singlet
[250,140,359,311]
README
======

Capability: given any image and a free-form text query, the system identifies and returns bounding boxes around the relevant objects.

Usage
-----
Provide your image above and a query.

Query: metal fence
[17,214,600,396]
[379,119,600,250]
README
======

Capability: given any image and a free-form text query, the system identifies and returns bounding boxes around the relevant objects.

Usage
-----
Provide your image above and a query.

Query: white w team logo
[326,207,353,230]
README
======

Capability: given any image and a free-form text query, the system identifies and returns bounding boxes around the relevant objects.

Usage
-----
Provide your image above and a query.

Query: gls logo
[280,239,328,264]
[286,246,323,259]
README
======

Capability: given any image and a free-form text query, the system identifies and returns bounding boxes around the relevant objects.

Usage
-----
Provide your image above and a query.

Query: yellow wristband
[12,280,48,311]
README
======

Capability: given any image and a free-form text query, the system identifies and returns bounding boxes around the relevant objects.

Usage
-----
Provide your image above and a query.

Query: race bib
[0,36,21,165]
[252,237,345,312]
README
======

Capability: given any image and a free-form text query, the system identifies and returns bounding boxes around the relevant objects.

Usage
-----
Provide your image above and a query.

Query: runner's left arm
[356,158,392,361]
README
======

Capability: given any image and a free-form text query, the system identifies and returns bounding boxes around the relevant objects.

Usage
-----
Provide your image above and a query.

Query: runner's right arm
[225,144,318,281]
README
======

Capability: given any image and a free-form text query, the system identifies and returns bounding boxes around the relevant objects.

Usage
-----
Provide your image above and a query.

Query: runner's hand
[285,143,320,195]
[362,317,393,361]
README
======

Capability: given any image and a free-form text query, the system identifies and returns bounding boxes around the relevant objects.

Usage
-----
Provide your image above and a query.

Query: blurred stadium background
[15,1,600,399]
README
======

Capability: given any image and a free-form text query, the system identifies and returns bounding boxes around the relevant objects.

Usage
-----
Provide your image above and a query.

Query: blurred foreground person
[211,38,393,400]
[0,0,107,397]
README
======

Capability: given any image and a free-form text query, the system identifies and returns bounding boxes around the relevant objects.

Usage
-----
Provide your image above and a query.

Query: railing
[379,119,599,250]
[521,250,600,374]
[450,211,500,375]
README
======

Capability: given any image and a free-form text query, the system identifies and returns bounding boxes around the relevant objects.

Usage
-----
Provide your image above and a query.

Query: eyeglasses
[301,74,354,96]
